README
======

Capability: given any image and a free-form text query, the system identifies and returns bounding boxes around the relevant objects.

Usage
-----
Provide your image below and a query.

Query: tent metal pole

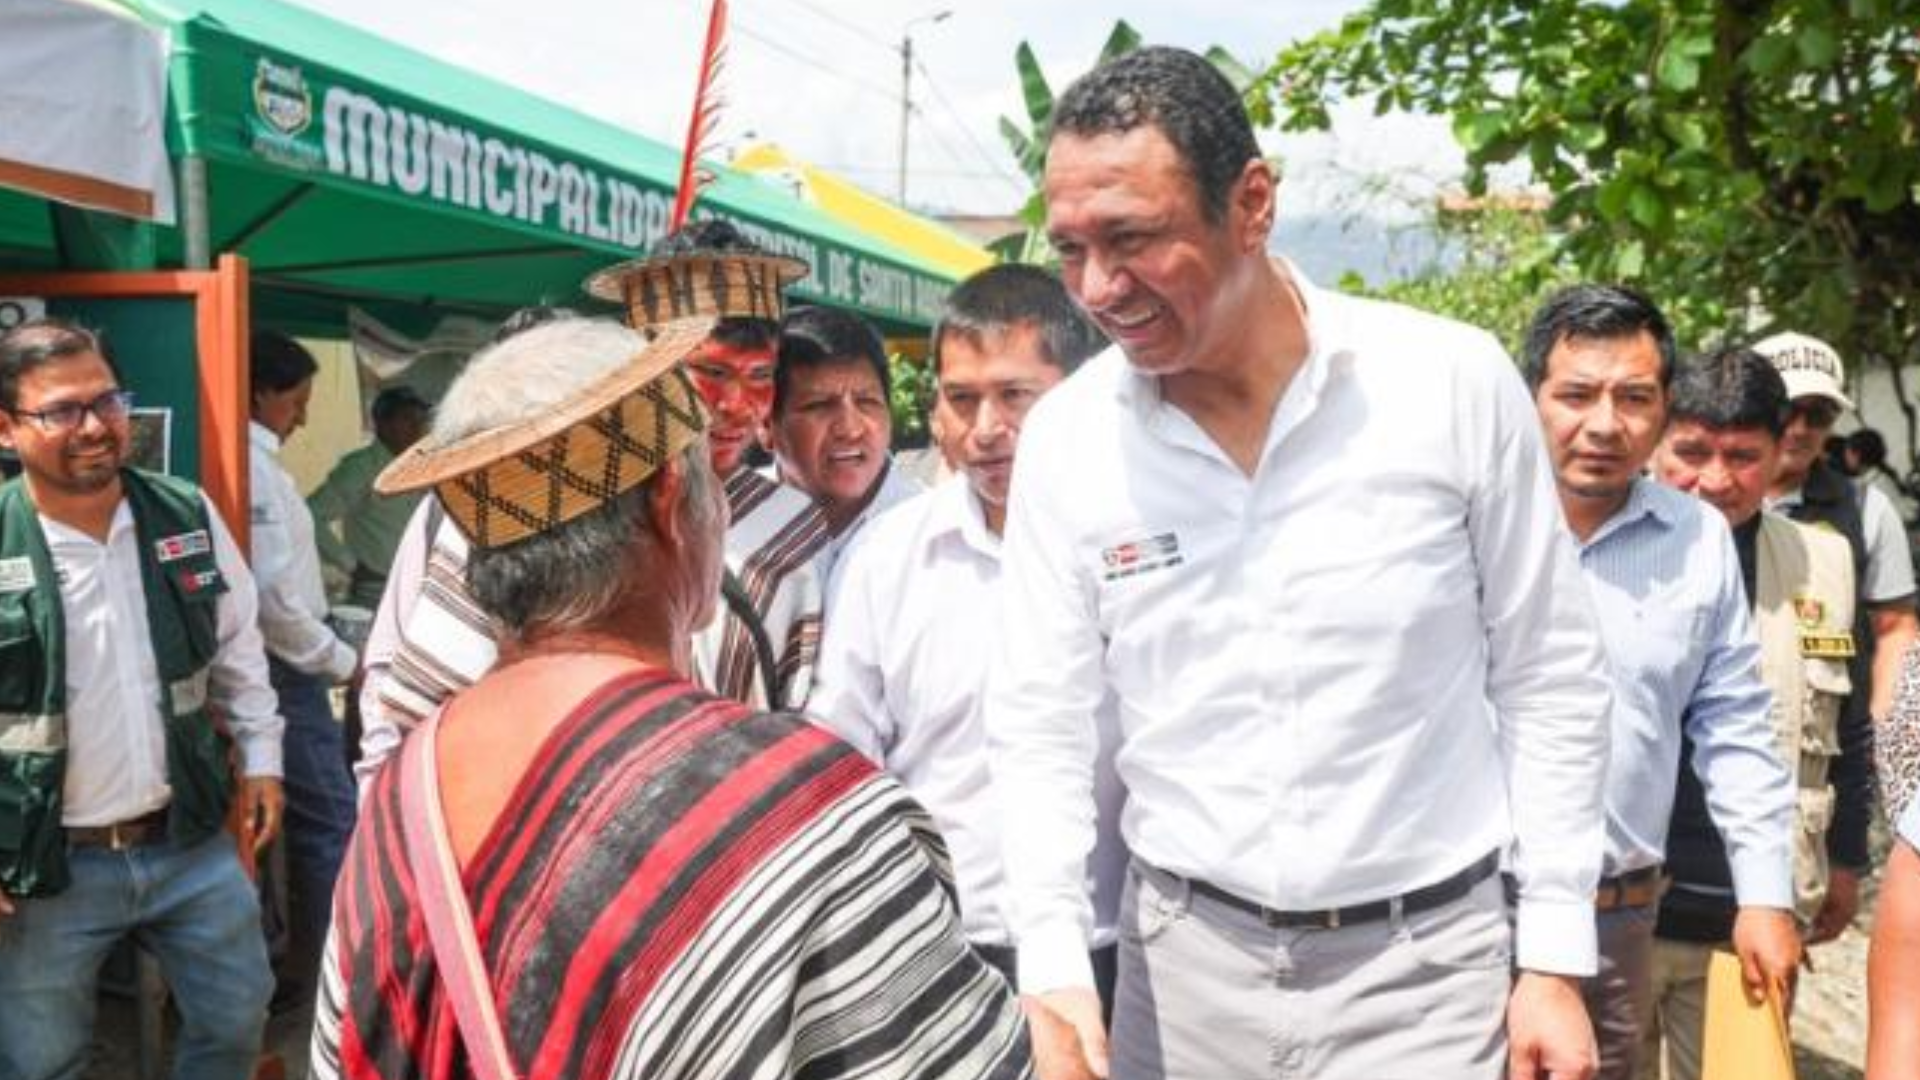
[178,155,211,270]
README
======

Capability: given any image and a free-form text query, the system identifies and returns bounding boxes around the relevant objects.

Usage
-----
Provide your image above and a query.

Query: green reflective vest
[0,470,235,897]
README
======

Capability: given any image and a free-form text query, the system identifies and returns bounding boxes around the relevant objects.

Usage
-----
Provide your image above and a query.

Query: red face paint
[685,339,777,477]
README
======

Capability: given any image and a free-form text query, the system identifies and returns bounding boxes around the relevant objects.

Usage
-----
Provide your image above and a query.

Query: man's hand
[1732,906,1801,1004]
[238,776,285,853]
[1023,988,1107,1080]
[0,892,12,919]
[1806,867,1861,945]
[1507,971,1595,1080]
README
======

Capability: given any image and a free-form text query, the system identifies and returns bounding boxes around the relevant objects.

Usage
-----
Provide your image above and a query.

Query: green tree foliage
[1345,204,1578,354]
[1259,0,1920,376]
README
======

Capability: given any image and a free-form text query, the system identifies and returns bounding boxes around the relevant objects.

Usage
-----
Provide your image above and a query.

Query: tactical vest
[0,470,235,897]
[1754,512,1856,922]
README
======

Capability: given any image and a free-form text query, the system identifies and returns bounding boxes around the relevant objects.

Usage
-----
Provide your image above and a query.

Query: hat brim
[373,317,715,496]
[582,250,810,305]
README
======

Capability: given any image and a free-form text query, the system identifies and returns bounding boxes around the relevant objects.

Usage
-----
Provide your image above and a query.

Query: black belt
[67,808,170,851]
[1178,850,1502,930]
[1595,865,1666,911]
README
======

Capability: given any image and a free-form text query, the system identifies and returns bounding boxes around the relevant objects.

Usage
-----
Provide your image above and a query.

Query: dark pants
[268,659,356,960]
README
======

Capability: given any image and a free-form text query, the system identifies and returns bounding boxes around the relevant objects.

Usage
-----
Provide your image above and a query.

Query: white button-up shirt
[812,477,1127,948]
[249,421,355,681]
[51,493,283,825]
[1578,479,1793,904]
[989,271,1612,992]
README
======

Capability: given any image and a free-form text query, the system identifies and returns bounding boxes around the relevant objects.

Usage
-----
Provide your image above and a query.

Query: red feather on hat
[669,0,728,232]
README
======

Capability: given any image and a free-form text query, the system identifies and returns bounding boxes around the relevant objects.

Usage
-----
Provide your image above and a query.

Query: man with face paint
[354,224,827,790]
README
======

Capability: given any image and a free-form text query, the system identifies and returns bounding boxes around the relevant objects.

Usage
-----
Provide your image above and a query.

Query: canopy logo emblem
[254,57,312,136]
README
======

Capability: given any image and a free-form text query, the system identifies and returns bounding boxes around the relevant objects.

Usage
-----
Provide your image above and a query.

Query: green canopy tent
[6,0,960,337]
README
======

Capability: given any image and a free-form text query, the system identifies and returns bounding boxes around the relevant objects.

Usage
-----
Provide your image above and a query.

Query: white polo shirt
[988,269,1613,993]
[812,477,1126,949]
[46,493,283,825]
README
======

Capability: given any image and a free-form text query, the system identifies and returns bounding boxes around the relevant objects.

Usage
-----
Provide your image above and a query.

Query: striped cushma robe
[697,469,832,710]
[312,667,1031,1080]
[361,471,831,786]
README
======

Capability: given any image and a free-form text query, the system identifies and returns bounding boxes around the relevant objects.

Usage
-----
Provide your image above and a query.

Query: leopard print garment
[1879,641,1920,823]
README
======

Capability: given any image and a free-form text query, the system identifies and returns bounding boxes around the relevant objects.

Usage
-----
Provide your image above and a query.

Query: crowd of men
[1,42,1917,1080]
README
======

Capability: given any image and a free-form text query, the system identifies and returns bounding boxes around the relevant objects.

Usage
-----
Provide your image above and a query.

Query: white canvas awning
[0,0,175,223]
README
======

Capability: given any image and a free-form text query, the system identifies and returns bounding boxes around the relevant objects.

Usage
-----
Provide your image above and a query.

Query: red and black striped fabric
[311,667,1029,1080]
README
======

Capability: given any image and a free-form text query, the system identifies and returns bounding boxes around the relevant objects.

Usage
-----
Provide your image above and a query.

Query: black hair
[1847,428,1888,471]
[1051,46,1261,224]
[931,264,1107,378]
[652,218,779,352]
[1522,284,1677,391]
[773,306,890,416]
[1667,346,1791,437]
[250,329,318,395]
[0,317,115,410]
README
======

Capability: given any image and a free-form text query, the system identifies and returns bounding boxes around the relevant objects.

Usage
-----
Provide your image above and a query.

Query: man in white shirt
[248,330,359,988]
[989,47,1612,1080]
[0,318,282,1079]
[306,384,429,608]
[1523,285,1799,1080]
[812,264,1125,1010]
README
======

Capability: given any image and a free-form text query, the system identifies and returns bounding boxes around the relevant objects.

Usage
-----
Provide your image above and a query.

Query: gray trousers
[1583,904,1659,1080]
[1110,860,1512,1080]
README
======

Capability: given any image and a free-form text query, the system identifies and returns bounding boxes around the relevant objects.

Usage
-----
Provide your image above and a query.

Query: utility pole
[896,10,951,206]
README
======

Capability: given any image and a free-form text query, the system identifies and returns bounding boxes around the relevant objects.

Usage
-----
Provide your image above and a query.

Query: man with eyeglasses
[1756,331,1915,947]
[0,318,283,1079]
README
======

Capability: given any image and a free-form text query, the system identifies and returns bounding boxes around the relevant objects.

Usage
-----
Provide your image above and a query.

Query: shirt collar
[927,475,1001,561]
[248,420,282,452]
[1583,476,1677,549]
[1115,258,1358,452]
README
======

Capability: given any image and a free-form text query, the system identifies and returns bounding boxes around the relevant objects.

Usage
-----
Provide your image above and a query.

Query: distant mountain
[1272,211,1451,287]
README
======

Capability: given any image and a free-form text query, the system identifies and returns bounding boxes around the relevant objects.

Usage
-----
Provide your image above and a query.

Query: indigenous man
[356,224,825,787]
[988,46,1612,1080]
[307,384,430,608]
[0,318,283,1079]
[768,304,923,600]
[1525,286,1798,1080]
[1644,347,1859,1080]
[812,264,1126,1008]
[310,315,1030,1080]
[1755,330,1912,945]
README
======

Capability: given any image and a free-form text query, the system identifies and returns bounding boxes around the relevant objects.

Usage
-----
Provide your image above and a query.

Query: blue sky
[288,0,1464,224]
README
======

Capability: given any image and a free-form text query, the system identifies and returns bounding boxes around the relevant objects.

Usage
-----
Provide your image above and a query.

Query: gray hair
[465,444,716,637]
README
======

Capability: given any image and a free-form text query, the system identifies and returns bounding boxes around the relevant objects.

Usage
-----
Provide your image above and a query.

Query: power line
[727,19,901,99]
[912,57,1027,194]
[761,0,895,54]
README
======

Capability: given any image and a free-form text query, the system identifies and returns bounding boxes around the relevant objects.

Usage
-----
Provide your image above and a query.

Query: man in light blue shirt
[1526,285,1799,1080]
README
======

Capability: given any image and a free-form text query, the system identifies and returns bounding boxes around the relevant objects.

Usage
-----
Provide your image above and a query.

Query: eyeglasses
[7,389,135,434]
[1789,399,1843,429]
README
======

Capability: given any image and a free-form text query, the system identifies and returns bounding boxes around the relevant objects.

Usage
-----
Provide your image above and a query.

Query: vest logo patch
[0,556,35,593]
[177,568,223,595]
[1101,532,1183,581]
[1792,594,1826,630]
[1801,631,1856,659]
[154,530,211,563]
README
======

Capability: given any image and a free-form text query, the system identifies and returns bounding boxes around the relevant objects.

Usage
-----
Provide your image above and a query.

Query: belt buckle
[107,821,130,852]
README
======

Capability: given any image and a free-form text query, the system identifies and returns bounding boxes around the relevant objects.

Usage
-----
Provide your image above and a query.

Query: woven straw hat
[583,249,809,328]
[374,318,714,549]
